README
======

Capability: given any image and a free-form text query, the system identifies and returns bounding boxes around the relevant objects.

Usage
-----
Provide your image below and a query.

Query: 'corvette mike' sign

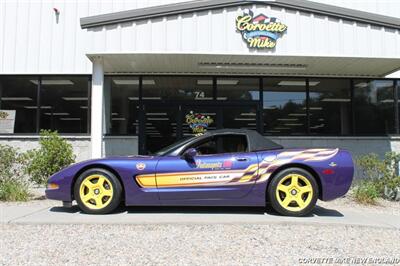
[236,9,287,49]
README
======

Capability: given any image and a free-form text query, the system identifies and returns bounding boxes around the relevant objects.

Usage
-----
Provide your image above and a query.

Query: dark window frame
[107,76,140,136]
[305,78,310,135]
[307,77,352,136]
[0,74,398,137]
[395,79,399,135]
[262,77,308,136]
[0,75,40,134]
[352,78,396,136]
[0,75,91,135]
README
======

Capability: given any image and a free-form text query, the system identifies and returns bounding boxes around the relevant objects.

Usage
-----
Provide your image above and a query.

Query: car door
[155,134,259,200]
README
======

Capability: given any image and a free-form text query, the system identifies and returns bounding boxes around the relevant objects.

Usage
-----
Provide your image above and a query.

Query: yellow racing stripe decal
[135,149,339,188]
[136,163,260,188]
[135,174,157,188]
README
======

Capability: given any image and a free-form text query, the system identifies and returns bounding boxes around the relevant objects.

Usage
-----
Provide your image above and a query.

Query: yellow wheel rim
[79,174,113,210]
[275,173,313,212]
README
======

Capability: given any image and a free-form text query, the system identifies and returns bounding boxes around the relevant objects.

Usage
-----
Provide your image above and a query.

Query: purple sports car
[46,129,354,216]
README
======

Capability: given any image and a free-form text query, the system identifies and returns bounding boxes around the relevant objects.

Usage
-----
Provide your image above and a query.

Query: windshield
[153,136,195,156]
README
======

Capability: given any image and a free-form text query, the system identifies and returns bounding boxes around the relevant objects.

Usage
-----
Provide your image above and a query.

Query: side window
[195,137,218,155]
[190,134,248,155]
[219,135,248,153]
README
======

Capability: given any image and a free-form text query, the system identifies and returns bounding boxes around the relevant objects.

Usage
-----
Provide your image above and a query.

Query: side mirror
[182,148,197,160]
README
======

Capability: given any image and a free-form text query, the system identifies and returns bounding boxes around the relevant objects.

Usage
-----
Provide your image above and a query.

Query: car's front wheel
[268,167,318,217]
[74,168,122,214]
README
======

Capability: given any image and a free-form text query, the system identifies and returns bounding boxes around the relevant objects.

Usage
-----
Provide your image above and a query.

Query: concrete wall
[0,136,91,162]
[103,136,138,157]
[0,135,140,162]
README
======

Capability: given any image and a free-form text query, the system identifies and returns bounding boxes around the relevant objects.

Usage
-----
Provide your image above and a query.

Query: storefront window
[40,76,89,133]
[309,79,351,135]
[222,106,258,131]
[263,78,306,135]
[107,77,139,135]
[217,78,259,101]
[0,76,38,133]
[142,76,213,100]
[354,80,395,135]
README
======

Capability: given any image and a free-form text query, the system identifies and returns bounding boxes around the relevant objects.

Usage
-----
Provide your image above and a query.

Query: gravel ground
[1,223,399,266]
[1,189,399,265]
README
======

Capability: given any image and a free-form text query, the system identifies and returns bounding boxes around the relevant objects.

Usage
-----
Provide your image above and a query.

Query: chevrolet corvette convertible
[46,129,354,216]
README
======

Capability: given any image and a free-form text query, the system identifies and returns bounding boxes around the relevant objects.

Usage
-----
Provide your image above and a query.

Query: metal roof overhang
[81,0,400,30]
[87,53,400,78]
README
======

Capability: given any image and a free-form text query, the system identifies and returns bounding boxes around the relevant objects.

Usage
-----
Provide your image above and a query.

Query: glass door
[140,103,260,154]
[181,104,260,136]
[181,106,219,137]
[143,105,180,154]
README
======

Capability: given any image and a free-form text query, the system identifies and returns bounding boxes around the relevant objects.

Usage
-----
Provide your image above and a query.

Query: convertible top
[156,128,284,156]
[202,129,283,152]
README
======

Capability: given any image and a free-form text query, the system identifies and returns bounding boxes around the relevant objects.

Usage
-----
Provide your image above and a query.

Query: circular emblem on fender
[136,162,146,171]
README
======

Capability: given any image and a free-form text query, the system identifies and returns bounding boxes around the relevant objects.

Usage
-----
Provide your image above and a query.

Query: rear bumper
[320,150,354,201]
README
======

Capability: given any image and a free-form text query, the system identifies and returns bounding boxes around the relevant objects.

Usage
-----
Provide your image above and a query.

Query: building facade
[0,0,400,162]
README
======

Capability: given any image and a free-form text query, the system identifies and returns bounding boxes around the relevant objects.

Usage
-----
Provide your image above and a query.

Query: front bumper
[45,168,77,202]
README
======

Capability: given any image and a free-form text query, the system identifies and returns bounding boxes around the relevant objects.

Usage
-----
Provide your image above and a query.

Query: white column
[91,57,104,159]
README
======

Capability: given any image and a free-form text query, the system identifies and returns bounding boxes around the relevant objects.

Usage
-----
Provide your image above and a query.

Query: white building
[0,0,399,161]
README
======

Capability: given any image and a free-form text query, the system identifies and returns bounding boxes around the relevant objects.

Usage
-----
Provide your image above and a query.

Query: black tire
[267,167,318,217]
[74,168,122,214]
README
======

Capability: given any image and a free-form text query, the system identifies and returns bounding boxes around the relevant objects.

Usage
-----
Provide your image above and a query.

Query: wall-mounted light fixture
[53,7,60,24]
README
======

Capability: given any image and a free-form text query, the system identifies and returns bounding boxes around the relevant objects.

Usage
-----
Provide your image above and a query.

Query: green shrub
[356,153,386,181]
[0,179,29,201]
[382,152,400,194]
[25,130,76,186]
[353,180,380,204]
[0,144,29,201]
[356,152,400,202]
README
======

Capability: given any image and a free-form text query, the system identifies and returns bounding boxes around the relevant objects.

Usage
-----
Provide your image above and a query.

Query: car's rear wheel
[74,168,122,214]
[267,167,318,217]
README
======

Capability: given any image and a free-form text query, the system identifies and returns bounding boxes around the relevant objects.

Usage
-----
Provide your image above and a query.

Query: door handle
[234,157,249,162]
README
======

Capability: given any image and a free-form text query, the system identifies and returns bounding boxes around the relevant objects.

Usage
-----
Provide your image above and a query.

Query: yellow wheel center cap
[94,188,100,195]
[291,189,297,195]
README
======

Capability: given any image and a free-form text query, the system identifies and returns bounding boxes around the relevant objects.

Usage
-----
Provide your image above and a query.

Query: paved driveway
[1,200,399,229]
